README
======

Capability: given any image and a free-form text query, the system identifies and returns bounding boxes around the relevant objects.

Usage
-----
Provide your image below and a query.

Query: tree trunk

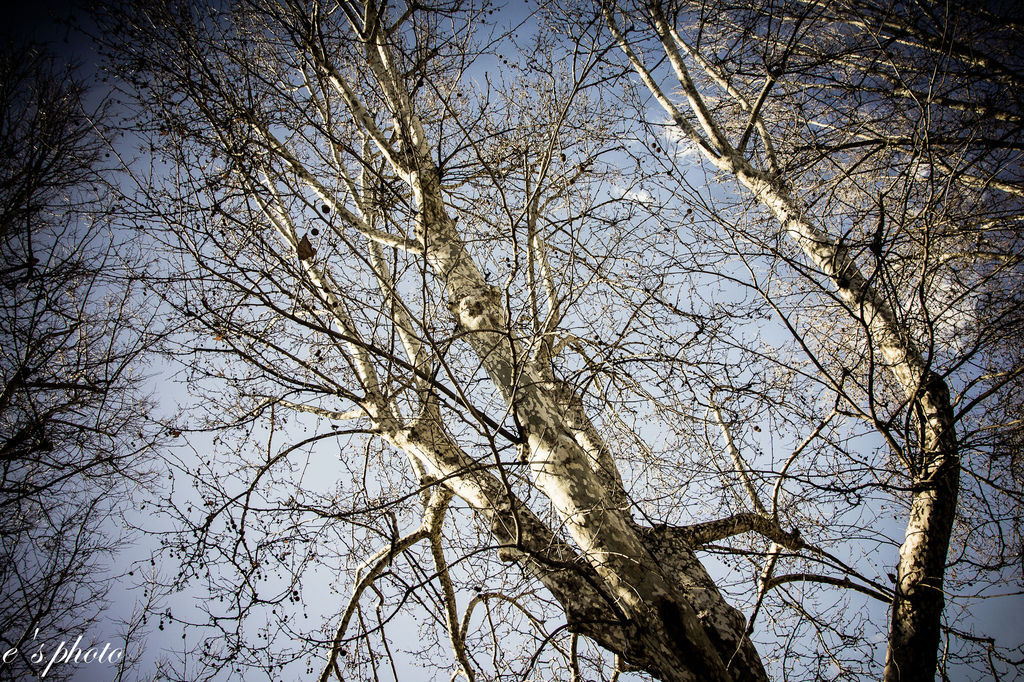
[411,167,753,682]
[884,375,959,682]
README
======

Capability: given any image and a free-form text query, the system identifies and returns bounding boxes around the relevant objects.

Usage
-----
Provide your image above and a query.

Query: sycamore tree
[94,0,1021,680]
[600,0,1024,680]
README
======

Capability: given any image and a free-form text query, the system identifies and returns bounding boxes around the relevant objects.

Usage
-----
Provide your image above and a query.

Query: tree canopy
[0,43,159,681]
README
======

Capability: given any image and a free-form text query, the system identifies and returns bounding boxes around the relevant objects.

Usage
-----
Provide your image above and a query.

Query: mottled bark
[392,412,744,681]
[670,513,804,551]
[884,376,959,682]
[643,527,769,682]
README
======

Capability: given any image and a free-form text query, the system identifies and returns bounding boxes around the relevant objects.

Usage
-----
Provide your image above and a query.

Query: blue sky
[4,1,1023,680]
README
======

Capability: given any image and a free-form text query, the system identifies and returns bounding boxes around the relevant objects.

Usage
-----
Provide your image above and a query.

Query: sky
[3,1,1022,680]
[3,0,89,50]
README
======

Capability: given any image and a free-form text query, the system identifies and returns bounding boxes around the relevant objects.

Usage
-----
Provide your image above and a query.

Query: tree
[0,43,158,681]
[94,0,1022,680]
[601,0,1024,679]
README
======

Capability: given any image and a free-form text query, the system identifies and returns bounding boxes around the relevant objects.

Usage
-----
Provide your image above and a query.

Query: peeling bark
[670,513,804,551]
[644,527,768,682]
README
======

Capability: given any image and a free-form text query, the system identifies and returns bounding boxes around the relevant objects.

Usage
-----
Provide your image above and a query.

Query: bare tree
[0,44,159,681]
[92,0,1022,681]
[601,0,1024,679]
